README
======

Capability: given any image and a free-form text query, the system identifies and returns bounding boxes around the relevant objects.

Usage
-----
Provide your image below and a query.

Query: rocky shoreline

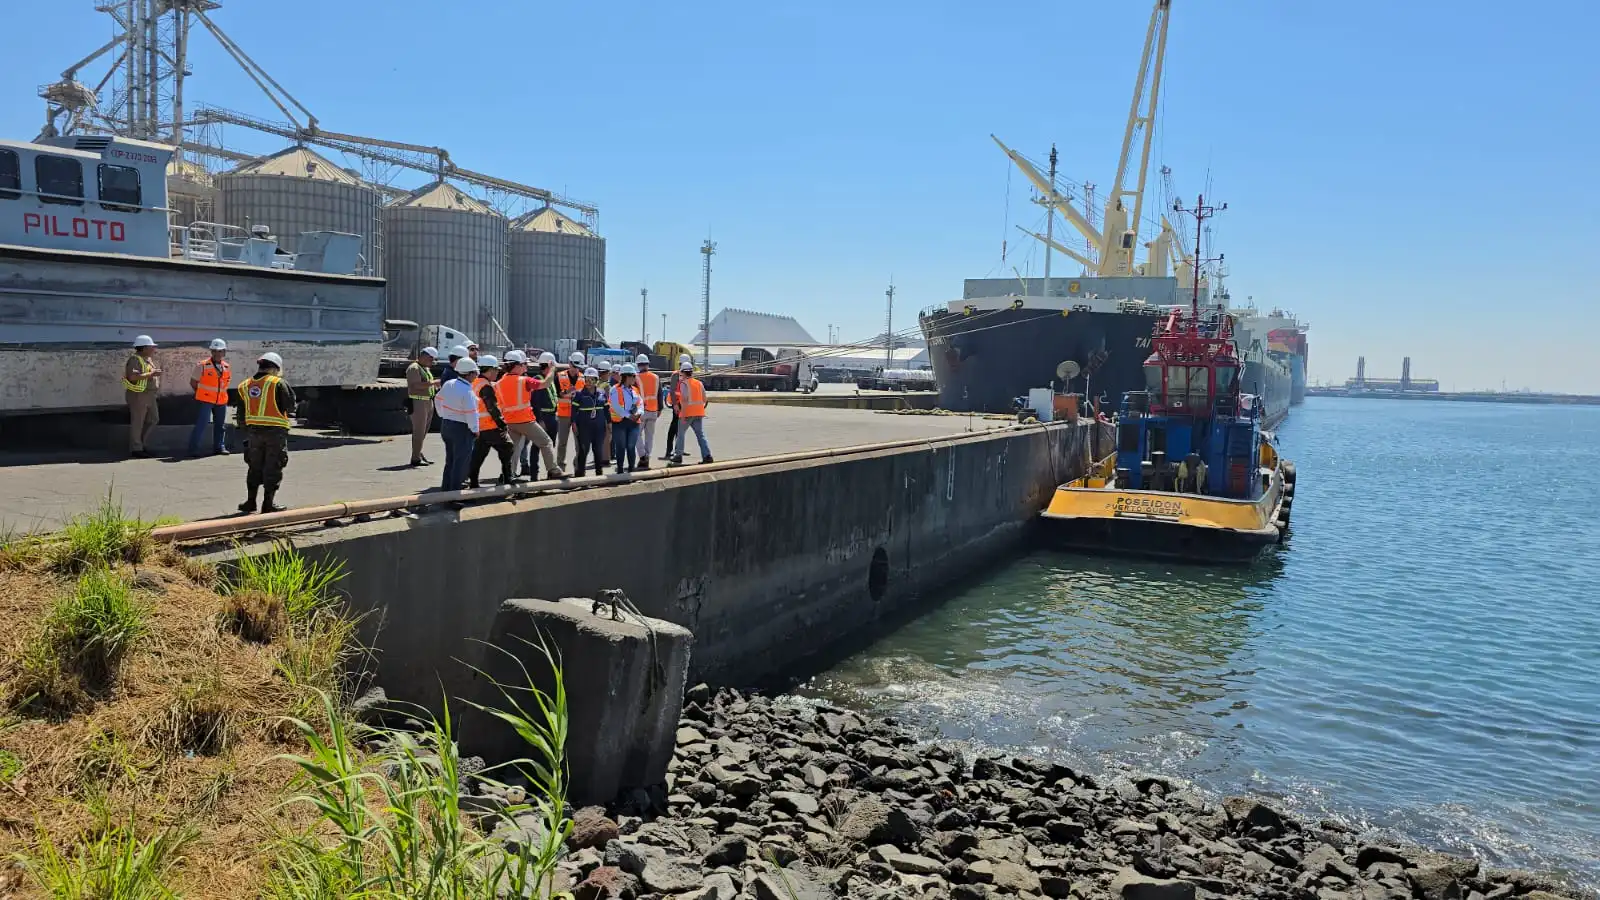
[553,687,1585,900]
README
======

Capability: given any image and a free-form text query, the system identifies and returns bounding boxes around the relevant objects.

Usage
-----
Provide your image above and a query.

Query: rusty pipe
[151,422,1064,544]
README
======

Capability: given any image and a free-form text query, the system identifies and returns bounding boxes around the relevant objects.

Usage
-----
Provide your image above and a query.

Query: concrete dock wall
[269,421,1102,713]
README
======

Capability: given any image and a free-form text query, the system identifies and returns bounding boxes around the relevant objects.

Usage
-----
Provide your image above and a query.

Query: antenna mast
[884,282,896,369]
[640,287,649,344]
[1042,144,1057,297]
[1172,194,1226,326]
[700,239,716,368]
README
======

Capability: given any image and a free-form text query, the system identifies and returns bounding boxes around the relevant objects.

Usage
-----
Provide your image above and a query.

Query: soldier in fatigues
[235,352,296,513]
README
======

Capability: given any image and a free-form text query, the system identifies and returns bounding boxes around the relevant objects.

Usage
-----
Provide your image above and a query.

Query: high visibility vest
[495,374,535,424]
[406,361,437,401]
[123,354,154,392]
[473,377,500,432]
[608,385,640,423]
[676,377,707,417]
[193,358,232,404]
[241,375,291,428]
[556,370,585,417]
[638,370,660,412]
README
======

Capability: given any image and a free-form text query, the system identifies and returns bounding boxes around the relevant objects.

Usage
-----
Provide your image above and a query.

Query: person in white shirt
[609,364,644,473]
[434,357,481,491]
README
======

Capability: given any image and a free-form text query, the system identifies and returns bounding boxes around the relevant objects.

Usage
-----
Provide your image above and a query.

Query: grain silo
[218,146,382,274]
[381,182,509,343]
[509,207,606,349]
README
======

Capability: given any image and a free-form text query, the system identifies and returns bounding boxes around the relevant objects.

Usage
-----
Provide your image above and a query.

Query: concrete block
[463,597,694,807]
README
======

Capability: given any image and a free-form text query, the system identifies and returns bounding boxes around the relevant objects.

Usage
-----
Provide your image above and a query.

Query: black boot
[238,482,259,513]
[261,488,285,514]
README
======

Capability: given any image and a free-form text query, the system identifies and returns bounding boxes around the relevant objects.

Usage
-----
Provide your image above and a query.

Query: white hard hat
[584,367,599,378]
[597,360,613,371]
[680,357,694,370]
[503,349,527,365]
[454,357,479,375]
[420,346,439,358]
[449,345,469,359]
[569,352,586,364]
[635,353,650,365]
[620,363,637,375]
[477,354,500,369]
[132,335,156,348]
[538,351,557,366]
[258,351,284,368]
[466,341,480,350]
[208,338,228,351]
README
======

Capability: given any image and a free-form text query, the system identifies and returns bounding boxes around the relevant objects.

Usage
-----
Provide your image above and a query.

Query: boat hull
[1040,481,1285,564]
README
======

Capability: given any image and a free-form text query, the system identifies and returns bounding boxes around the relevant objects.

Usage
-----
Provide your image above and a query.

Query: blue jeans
[673,416,710,460]
[611,420,639,472]
[440,420,476,491]
[188,403,228,455]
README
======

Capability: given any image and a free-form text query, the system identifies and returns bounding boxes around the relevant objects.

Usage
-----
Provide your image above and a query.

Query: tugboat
[1040,197,1296,563]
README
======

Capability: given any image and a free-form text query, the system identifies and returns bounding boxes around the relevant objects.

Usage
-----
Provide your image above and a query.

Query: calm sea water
[802,398,1600,886]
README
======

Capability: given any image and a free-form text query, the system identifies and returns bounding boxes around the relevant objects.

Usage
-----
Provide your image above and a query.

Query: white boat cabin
[0,134,173,258]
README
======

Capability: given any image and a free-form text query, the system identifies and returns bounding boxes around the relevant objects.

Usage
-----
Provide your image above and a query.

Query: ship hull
[920,307,1162,414]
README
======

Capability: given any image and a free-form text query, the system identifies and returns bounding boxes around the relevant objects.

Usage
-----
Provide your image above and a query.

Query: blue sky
[4,0,1596,391]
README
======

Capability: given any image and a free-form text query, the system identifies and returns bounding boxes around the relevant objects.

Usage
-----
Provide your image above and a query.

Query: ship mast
[1172,194,1225,329]
[992,0,1173,279]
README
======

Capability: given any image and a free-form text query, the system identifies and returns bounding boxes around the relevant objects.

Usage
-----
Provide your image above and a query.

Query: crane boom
[992,136,1104,249]
[1016,226,1096,270]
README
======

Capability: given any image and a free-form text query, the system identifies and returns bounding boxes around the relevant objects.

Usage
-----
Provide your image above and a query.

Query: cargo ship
[918,0,1308,428]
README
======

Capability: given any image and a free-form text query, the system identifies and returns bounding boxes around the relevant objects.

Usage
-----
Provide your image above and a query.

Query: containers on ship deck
[381,181,509,343]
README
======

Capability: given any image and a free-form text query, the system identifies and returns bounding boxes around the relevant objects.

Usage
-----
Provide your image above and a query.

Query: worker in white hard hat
[670,356,712,465]
[234,351,296,513]
[187,338,232,458]
[434,357,481,491]
[465,342,480,362]
[609,363,644,474]
[441,345,471,385]
[523,351,566,479]
[123,335,163,457]
[406,346,440,467]
[663,355,689,459]
[495,351,564,482]
[570,367,606,476]
[554,351,588,471]
[467,355,516,487]
[633,353,661,469]
[594,360,614,468]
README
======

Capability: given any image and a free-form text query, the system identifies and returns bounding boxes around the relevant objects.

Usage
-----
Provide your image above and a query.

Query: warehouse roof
[691,308,816,345]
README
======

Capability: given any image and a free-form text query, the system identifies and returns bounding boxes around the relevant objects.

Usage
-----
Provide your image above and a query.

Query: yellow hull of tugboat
[1040,455,1291,562]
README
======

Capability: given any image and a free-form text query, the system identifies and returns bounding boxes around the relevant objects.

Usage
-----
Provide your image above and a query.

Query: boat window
[1186,366,1210,407]
[0,150,18,200]
[1215,366,1236,392]
[35,155,83,205]
[97,164,141,212]
[1144,364,1164,395]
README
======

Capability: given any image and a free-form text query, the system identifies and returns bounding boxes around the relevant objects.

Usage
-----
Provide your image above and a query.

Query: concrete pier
[205,419,1106,722]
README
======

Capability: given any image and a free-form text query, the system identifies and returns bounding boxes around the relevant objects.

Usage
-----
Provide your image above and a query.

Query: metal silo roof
[512,206,596,237]
[230,146,365,185]
[390,181,495,214]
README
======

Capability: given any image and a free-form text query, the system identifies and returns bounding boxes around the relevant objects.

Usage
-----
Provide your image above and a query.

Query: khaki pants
[556,415,573,466]
[409,400,433,462]
[126,390,159,452]
[506,421,558,477]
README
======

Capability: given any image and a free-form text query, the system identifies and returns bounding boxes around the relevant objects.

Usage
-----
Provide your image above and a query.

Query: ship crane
[994,0,1173,279]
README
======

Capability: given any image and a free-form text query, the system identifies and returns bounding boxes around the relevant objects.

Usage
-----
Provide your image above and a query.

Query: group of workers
[122,334,296,513]
[408,343,712,493]
[120,334,715,517]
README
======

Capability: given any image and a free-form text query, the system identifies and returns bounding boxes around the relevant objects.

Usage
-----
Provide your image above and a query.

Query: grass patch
[221,590,287,644]
[20,814,195,900]
[47,495,157,574]
[11,569,148,715]
[142,672,238,758]
[224,542,345,626]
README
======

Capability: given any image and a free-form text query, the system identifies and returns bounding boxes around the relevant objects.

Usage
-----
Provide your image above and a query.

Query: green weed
[19,815,195,900]
[48,494,156,573]
[142,672,237,757]
[225,542,345,626]
[11,569,148,714]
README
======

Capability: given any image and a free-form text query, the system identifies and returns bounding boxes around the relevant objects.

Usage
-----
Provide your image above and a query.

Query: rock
[678,726,707,745]
[678,872,738,900]
[938,830,979,857]
[350,687,391,726]
[802,764,830,789]
[951,886,989,900]
[570,806,621,850]
[1039,873,1075,898]
[932,808,974,831]
[751,868,835,900]
[686,683,712,704]
[573,865,639,900]
[1222,797,1286,839]
[877,846,945,876]
[724,775,764,797]
[1109,867,1197,900]
[771,791,821,816]
[989,861,1042,894]
[602,841,652,875]
[838,797,897,846]
[1047,818,1087,844]
[703,835,749,867]
[1241,851,1277,875]
[684,781,719,806]
[1355,846,1410,871]
[131,569,170,592]
[1302,844,1359,881]
[1408,866,1463,900]
[1487,869,1567,896]
[966,860,997,884]
[639,857,703,894]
